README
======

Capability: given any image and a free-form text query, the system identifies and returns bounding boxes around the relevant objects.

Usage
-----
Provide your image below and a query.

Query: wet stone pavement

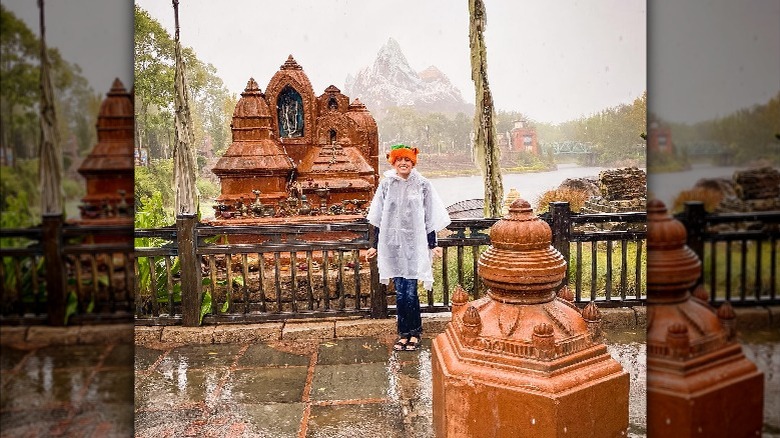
[0,342,134,437]
[134,332,648,438]
[1,325,776,437]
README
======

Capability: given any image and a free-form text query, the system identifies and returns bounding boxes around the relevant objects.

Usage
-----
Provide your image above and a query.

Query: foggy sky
[3,0,134,96]
[134,0,647,125]
[3,0,777,125]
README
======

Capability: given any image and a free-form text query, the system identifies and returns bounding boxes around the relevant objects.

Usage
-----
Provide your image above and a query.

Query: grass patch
[425,240,647,305]
[702,240,778,300]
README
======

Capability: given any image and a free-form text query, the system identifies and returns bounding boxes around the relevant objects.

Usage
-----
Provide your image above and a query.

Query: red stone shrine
[432,199,629,437]
[209,55,379,224]
[75,78,134,225]
[646,199,763,437]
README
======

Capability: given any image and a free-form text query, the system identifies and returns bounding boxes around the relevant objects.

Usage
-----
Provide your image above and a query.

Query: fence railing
[1,219,134,325]
[131,202,647,325]
[677,202,780,306]
[3,201,777,326]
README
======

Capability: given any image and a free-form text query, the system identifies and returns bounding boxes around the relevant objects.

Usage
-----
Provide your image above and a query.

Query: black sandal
[393,336,409,351]
[404,337,419,351]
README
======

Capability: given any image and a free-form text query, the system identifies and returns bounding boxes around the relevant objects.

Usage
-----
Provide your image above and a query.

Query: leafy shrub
[535,188,589,213]
[672,187,723,213]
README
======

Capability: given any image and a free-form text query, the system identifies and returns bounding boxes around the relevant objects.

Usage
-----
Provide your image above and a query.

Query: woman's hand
[365,248,377,261]
[431,247,443,258]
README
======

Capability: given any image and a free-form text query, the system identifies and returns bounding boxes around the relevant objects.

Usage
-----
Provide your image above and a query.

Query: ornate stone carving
[210,57,379,221]
[76,79,134,228]
[432,198,629,437]
[646,199,763,436]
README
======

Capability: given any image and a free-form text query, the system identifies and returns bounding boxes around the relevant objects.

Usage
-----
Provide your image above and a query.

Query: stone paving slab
[311,362,390,401]
[223,367,309,404]
[238,343,311,368]
[316,338,388,365]
[0,341,133,437]
[306,403,405,438]
[230,402,306,437]
[132,331,652,438]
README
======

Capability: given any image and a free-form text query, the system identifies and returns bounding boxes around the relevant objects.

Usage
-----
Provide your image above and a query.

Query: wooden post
[178,214,202,326]
[683,201,706,261]
[550,202,572,286]
[368,225,387,318]
[43,214,66,326]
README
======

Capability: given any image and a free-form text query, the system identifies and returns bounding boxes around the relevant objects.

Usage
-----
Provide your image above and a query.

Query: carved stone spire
[646,199,763,436]
[432,198,629,437]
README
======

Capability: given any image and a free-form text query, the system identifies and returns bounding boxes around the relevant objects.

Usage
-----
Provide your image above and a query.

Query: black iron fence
[132,201,647,325]
[1,218,134,325]
[677,202,780,305]
[3,201,778,326]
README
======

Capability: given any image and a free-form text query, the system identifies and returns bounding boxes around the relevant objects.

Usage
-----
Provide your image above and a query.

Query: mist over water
[429,163,610,209]
[647,163,750,210]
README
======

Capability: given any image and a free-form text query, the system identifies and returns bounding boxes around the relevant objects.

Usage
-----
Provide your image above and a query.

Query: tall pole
[172,0,202,326]
[469,0,503,218]
[38,0,67,325]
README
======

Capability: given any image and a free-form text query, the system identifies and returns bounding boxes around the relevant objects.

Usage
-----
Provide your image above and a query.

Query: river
[430,163,753,211]
[194,163,750,221]
[428,163,610,209]
[647,163,751,209]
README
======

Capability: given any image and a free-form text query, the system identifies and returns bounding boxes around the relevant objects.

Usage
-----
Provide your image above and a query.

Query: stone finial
[717,300,737,341]
[691,284,710,303]
[461,305,482,338]
[324,84,341,93]
[243,77,262,94]
[477,198,567,304]
[108,77,127,95]
[666,323,690,359]
[348,98,368,112]
[281,55,303,70]
[646,199,701,302]
[451,285,470,320]
[532,323,556,360]
[582,301,603,342]
[557,285,574,302]
[451,285,469,304]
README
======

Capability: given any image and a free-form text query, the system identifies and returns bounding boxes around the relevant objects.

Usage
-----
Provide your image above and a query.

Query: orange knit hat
[386,144,419,165]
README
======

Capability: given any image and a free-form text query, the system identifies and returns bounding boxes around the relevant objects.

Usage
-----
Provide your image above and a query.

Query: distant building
[648,121,673,154]
[509,119,539,154]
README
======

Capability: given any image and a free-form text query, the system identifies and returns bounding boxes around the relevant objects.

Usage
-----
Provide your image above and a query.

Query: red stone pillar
[646,200,763,437]
[432,199,629,437]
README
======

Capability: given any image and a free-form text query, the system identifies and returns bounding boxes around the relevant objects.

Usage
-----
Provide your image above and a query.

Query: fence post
[178,214,202,326]
[43,214,66,326]
[368,225,387,318]
[683,201,706,261]
[550,202,572,286]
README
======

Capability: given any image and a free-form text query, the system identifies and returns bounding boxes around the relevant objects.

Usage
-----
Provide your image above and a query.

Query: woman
[365,144,451,351]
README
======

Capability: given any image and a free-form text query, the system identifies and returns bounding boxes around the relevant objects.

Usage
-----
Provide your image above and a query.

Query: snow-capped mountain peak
[345,38,472,117]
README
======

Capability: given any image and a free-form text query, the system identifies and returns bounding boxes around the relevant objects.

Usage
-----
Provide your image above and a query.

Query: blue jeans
[394,277,422,337]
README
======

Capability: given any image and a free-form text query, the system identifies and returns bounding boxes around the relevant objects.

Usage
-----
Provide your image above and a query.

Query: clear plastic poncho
[366,168,451,290]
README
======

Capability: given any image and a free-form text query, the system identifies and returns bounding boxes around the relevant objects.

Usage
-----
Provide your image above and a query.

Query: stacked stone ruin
[580,167,647,215]
[715,166,780,213]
